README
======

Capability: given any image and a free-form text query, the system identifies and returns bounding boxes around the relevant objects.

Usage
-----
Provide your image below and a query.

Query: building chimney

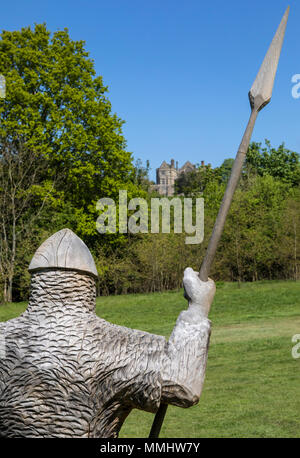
[201,160,205,167]
[176,161,178,171]
[171,159,175,168]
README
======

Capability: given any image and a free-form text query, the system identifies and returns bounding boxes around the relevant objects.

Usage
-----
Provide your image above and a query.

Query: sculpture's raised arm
[160,268,214,407]
[87,266,215,419]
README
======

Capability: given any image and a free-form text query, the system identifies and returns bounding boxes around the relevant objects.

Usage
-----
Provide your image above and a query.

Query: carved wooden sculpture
[0,228,215,438]
[0,8,289,438]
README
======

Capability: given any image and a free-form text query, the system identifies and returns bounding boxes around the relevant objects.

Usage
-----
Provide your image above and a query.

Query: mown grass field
[1,280,299,438]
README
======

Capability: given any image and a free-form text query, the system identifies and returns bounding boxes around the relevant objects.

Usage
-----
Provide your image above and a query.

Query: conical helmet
[28,228,98,278]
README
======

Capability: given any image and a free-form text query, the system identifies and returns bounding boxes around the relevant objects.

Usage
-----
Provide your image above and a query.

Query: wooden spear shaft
[149,6,290,438]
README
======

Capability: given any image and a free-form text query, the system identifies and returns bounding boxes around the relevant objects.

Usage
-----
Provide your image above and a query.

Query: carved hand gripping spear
[150,6,290,438]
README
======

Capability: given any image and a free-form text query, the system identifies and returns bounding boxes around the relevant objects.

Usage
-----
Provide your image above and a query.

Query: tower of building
[152,158,198,196]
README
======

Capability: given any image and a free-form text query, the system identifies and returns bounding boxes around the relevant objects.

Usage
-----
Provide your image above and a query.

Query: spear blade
[249,6,290,111]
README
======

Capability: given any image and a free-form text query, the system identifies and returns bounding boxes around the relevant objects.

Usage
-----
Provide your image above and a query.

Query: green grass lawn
[1,280,299,438]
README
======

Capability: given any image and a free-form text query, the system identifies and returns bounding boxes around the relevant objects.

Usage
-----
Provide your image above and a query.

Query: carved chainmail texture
[0,270,211,438]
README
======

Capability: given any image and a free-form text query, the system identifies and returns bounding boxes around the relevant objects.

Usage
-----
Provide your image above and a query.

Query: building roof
[159,160,169,169]
[179,161,195,172]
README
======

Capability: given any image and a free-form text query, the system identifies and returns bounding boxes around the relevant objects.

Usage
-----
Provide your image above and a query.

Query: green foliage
[174,164,221,196]
[246,140,300,186]
[214,175,294,282]
[132,158,152,190]
[0,23,144,301]
[219,157,234,183]
[0,24,139,224]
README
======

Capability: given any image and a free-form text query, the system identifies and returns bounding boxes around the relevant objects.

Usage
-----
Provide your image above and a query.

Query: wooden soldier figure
[0,228,215,437]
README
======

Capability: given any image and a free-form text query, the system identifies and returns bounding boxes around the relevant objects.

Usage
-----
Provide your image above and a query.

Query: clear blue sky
[1,0,299,180]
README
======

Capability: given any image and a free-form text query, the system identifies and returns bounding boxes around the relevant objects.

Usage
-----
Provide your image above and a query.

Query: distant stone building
[151,158,197,196]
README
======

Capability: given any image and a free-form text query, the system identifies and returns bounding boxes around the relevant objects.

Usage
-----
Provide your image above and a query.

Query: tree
[279,189,300,280]
[174,164,221,196]
[0,24,142,301]
[219,158,234,183]
[132,158,152,190]
[215,175,292,281]
[0,24,136,217]
[245,140,300,186]
[0,138,58,302]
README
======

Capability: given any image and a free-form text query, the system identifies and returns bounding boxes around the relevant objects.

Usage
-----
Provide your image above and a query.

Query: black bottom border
[0,437,298,456]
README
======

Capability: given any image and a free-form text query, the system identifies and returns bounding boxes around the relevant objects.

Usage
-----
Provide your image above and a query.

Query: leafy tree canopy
[219,158,234,183]
[0,23,146,301]
[245,140,300,186]
[174,164,221,196]
[0,24,139,213]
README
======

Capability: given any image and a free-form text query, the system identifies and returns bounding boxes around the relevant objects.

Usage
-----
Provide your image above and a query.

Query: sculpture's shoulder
[0,314,28,382]
[90,315,167,352]
[0,313,27,333]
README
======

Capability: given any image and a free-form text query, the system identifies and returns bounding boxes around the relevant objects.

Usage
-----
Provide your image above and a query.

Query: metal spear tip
[249,6,290,112]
